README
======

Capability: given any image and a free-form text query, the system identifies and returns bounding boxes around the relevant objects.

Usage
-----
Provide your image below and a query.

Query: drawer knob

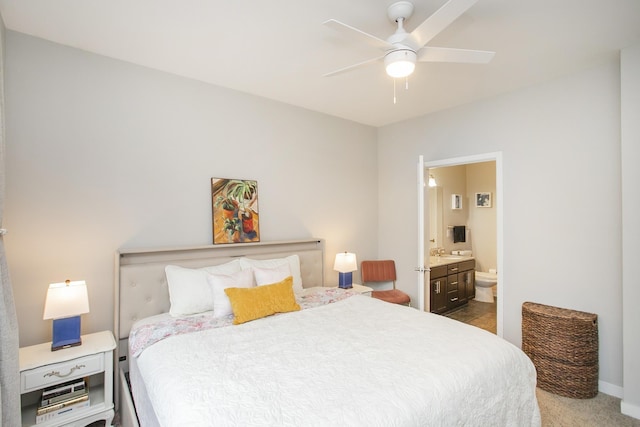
[43,364,85,379]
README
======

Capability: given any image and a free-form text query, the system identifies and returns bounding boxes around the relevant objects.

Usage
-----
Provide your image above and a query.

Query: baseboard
[621,401,640,420]
[599,380,623,398]
[597,381,640,420]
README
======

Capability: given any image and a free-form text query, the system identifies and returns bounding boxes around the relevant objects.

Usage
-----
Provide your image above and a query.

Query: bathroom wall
[466,162,497,272]
[429,162,497,272]
[430,165,468,253]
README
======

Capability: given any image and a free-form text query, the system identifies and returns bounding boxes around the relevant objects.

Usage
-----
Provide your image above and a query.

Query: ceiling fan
[323,0,495,78]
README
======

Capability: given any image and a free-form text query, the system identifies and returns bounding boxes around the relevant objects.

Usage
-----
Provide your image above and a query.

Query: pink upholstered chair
[361,260,411,306]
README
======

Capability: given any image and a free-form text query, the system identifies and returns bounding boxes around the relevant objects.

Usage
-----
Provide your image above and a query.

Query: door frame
[420,152,504,337]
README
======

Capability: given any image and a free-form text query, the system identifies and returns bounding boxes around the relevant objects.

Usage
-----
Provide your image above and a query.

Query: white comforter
[135,291,540,426]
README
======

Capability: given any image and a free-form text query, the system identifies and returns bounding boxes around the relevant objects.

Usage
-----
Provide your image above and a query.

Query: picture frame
[211,178,260,244]
[475,192,492,208]
[451,194,462,210]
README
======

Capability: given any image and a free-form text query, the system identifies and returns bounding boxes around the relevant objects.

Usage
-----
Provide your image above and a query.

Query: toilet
[474,271,497,303]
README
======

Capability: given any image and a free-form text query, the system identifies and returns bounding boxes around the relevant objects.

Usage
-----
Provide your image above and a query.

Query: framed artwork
[475,192,492,208]
[451,194,462,210]
[211,178,260,244]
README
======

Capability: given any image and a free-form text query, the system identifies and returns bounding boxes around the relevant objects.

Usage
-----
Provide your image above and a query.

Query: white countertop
[429,256,475,267]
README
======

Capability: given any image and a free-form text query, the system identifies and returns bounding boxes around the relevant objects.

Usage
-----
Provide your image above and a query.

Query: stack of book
[36,377,90,423]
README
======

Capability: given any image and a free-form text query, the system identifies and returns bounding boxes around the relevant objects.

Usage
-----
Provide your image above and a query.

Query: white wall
[4,32,379,347]
[378,60,624,390]
[621,44,640,418]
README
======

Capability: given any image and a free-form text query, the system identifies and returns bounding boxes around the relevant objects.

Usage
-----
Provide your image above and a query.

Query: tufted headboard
[114,239,324,363]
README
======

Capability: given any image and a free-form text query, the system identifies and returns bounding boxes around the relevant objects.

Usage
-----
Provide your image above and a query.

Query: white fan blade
[410,0,479,48]
[323,19,393,51]
[323,55,384,77]
[417,46,495,63]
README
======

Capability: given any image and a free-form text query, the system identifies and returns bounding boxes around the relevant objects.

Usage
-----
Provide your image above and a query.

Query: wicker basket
[522,302,598,398]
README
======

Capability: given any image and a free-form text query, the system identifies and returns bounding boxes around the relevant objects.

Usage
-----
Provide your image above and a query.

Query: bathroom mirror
[428,186,443,249]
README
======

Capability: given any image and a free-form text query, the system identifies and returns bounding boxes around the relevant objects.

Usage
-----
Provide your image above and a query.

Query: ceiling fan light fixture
[385,49,416,78]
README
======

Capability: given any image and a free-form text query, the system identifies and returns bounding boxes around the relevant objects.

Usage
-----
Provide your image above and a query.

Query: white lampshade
[334,252,358,273]
[385,50,417,78]
[43,280,90,320]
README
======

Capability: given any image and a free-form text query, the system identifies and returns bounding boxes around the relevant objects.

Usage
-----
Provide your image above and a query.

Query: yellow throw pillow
[224,276,300,325]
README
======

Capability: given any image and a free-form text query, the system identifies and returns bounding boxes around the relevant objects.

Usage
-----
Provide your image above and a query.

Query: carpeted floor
[537,388,640,426]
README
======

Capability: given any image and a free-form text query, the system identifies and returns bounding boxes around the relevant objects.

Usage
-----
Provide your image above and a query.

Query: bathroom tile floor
[444,298,497,334]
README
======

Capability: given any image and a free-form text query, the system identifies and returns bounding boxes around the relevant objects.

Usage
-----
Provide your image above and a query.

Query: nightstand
[333,283,373,297]
[19,330,116,427]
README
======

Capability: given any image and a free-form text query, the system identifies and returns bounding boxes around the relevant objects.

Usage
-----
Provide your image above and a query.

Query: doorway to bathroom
[419,152,503,336]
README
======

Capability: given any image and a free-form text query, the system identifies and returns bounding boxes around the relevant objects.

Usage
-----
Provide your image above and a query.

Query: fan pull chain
[393,78,397,104]
[392,77,412,104]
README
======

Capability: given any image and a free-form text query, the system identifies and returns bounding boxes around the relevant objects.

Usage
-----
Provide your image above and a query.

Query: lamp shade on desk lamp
[334,252,357,289]
[43,280,90,351]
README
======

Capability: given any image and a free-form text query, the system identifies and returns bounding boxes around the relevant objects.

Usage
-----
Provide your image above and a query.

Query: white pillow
[239,255,303,292]
[165,259,242,317]
[201,260,243,276]
[253,264,292,286]
[207,269,255,318]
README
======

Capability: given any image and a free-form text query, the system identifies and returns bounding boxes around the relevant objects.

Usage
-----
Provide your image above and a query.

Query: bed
[115,239,540,427]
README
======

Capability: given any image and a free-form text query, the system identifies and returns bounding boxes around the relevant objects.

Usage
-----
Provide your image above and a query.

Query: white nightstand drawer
[21,353,103,393]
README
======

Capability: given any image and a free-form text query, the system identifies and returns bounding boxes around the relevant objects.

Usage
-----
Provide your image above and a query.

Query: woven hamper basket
[522,302,598,398]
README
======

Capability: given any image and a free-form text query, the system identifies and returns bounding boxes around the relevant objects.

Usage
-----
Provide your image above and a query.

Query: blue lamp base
[338,272,353,289]
[51,316,82,351]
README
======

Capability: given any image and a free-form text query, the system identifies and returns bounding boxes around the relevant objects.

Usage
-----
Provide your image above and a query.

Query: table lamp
[334,252,357,289]
[43,280,90,351]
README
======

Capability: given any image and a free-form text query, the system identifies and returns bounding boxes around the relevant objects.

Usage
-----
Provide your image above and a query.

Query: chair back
[361,260,397,289]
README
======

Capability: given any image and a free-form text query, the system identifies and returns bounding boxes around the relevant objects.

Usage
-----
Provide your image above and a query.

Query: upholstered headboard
[114,239,324,359]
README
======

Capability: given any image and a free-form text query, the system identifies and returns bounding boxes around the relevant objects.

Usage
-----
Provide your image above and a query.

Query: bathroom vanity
[428,257,475,314]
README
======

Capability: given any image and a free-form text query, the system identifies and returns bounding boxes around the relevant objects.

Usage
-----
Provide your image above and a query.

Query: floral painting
[211,178,260,244]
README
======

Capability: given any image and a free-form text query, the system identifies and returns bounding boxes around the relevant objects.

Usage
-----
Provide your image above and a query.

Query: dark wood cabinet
[462,269,475,301]
[446,272,461,310]
[429,265,448,314]
[429,259,475,314]
[458,260,475,304]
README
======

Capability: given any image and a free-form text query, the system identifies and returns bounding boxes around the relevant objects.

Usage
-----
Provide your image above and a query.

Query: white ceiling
[1,0,639,127]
